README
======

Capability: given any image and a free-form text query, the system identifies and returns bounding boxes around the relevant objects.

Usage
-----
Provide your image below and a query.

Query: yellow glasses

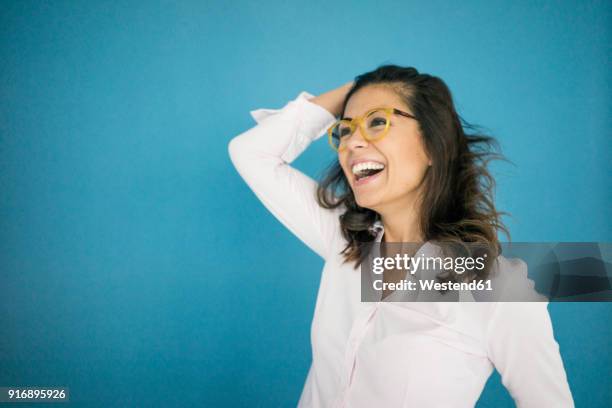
[327,107,416,152]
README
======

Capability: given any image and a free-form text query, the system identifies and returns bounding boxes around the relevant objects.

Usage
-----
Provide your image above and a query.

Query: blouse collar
[370,219,439,256]
[370,219,385,243]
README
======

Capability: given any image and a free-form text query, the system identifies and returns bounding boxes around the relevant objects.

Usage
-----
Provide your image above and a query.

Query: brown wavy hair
[315,64,510,283]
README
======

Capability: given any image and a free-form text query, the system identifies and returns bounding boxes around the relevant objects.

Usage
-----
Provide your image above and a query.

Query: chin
[354,194,381,211]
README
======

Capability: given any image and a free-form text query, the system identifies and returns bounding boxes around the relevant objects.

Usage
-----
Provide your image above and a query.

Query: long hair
[316,64,510,283]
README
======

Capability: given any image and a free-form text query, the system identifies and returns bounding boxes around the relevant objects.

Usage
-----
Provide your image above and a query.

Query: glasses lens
[330,121,352,150]
[364,109,390,140]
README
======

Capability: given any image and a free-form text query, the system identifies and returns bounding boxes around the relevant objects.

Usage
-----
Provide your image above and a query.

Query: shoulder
[484,255,547,302]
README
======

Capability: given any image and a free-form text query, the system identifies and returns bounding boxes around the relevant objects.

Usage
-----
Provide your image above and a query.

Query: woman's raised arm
[227,83,352,260]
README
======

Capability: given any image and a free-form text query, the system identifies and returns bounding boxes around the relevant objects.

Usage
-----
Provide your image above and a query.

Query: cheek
[386,139,430,186]
[338,153,350,177]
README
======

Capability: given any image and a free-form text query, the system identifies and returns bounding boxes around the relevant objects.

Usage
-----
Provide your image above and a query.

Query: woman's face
[338,85,431,212]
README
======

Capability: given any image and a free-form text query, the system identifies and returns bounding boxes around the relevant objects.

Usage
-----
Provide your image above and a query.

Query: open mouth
[352,162,385,185]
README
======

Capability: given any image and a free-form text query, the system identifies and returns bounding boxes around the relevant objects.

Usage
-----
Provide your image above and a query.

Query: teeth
[351,161,385,175]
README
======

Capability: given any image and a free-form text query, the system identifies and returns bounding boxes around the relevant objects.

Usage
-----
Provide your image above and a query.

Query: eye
[335,124,352,138]
[368,116,388,127]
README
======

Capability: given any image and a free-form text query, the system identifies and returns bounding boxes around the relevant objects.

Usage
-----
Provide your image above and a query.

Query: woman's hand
[309,81,354,117]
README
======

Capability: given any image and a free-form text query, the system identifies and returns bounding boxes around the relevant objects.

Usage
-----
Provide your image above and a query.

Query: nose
[345,126,369,150]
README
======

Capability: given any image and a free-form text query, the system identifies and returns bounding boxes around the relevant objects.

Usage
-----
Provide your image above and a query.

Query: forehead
[344,85,409,118]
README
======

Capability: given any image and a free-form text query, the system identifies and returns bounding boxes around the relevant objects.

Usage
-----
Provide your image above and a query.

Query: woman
[228,65,573,407]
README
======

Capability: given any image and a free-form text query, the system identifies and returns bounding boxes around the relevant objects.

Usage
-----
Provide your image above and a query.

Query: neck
[376,196,424,243]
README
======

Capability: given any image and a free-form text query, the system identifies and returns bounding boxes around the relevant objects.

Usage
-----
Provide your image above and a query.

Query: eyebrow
[341,106,394,121]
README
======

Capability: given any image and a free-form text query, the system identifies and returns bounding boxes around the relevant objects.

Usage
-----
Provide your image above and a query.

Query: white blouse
[228,90,574,407]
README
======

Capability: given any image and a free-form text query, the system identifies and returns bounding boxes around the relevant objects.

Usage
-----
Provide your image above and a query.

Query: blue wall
[1,1,610,406]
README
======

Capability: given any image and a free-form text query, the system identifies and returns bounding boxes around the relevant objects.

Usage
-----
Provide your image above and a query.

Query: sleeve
[227,90,343,261]
[485,301,575,407]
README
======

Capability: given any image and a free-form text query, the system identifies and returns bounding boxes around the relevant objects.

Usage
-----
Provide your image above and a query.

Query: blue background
[1,0,610,406]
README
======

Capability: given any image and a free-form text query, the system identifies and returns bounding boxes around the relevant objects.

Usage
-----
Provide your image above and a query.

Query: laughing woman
[228,65,573,407]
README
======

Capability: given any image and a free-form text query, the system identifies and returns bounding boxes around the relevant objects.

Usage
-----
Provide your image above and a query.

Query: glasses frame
[327,106,416,152]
